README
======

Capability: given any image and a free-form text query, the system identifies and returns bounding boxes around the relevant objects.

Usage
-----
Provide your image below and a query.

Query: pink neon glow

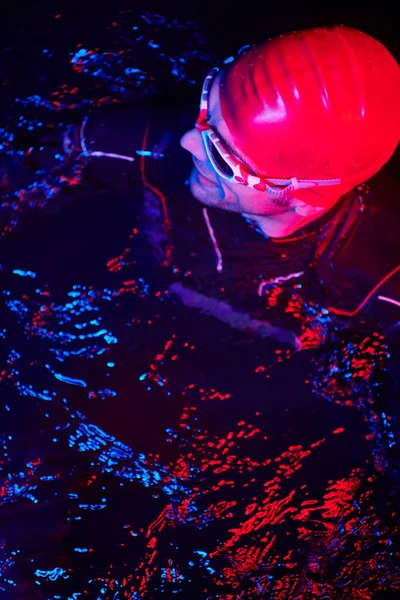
[328,265,400,317]
[203,208,223,272]
[377,295,400,308]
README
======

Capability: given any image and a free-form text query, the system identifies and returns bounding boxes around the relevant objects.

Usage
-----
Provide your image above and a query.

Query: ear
[292,199,325,217]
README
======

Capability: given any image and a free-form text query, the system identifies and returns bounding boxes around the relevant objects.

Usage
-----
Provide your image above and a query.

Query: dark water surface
[0,3,400,599]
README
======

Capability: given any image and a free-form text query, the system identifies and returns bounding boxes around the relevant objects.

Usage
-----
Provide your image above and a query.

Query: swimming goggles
[195,66,341,199]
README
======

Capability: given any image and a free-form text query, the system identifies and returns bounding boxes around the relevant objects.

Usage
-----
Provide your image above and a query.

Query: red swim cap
[220,25,400,206]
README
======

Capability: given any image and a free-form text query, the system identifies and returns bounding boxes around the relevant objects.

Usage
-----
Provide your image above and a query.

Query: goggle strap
[267,176,342,188]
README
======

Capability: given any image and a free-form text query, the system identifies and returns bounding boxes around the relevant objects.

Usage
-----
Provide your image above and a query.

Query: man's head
[180,25,400,238]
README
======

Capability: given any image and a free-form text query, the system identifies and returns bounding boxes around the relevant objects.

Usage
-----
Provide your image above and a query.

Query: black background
[1,0,398,84]
[0,0,399,172]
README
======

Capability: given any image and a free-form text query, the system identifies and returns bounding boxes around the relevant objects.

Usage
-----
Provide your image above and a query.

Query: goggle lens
[205,134,234,179]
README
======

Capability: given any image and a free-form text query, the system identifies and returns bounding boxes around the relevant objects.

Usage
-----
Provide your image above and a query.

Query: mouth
[192,158,217,185]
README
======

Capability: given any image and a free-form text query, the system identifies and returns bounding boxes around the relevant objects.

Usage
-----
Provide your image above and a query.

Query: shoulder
[323,166,400,328]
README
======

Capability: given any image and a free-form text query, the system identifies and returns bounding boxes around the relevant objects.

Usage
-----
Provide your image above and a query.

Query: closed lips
[193,158,217,183]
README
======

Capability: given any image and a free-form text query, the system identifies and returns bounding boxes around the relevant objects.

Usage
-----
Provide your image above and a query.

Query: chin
[189,169,219,206]
[189,168,244,214]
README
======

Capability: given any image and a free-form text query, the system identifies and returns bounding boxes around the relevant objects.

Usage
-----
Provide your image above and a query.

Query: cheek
[236,187,287,215]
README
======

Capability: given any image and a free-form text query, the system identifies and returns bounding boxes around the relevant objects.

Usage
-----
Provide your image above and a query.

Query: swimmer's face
[180,71,289,217]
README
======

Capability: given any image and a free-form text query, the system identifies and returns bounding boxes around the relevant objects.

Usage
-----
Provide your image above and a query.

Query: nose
[180,127,208,163]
